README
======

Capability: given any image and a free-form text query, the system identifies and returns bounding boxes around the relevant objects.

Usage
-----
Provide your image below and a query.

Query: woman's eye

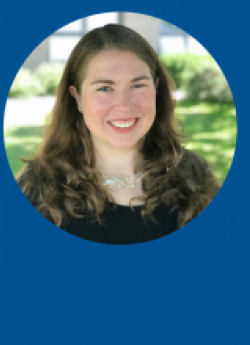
[132,84,145,89]
[97,86,112,92]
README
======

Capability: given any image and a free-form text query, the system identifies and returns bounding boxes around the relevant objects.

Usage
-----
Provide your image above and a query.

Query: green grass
[4,100,237,182]
[4,126,43,176]
[176,100,237,182]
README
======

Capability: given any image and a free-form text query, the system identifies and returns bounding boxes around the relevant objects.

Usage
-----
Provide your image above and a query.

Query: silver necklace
[101,172,144,191]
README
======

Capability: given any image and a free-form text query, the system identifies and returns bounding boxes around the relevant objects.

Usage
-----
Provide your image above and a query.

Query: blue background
[1,1,249,344]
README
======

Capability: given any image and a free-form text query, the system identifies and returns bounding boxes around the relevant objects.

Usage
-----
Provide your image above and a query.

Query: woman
[17,24,220,244]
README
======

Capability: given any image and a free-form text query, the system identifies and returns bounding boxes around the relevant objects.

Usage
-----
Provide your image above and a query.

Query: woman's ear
[69,86,82,112]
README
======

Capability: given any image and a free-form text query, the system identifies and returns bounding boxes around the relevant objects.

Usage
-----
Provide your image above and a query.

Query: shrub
[160,53,233,103]
[34,63,64,95]
[160,53,214,88]
[186,67,233,103]
[8,68,44,98]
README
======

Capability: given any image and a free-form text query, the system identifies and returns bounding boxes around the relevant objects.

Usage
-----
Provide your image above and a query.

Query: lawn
[4,125,44,177]
[4,99,237,182]
[176,100,237,182]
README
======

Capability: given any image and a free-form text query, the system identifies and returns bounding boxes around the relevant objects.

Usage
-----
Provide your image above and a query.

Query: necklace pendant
[102,172,143,191]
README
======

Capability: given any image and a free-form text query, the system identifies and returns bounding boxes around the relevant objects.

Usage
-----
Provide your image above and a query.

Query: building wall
[22,39,48,71]
[22,13,160,70]
[21,14,207,71]
[122,13,160,53]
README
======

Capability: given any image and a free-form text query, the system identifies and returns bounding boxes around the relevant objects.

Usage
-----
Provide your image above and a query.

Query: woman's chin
[109,140,139,151]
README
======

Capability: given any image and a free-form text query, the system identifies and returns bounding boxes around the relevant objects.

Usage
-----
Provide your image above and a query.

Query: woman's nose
[114,90,132,111]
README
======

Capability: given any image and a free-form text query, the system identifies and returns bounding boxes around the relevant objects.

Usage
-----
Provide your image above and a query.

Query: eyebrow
[91,75,151,85]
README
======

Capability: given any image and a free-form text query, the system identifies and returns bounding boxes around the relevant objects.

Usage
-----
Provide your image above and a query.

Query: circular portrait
[4,13,237,244]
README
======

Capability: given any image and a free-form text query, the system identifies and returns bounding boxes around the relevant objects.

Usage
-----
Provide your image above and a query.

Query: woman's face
[71,49,157,151]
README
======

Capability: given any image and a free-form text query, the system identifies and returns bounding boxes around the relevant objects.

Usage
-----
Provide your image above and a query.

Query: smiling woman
[16,24,220,244]
[69,49,157,156]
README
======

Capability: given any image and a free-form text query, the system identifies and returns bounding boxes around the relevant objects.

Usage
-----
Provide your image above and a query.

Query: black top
[61,202,178,245]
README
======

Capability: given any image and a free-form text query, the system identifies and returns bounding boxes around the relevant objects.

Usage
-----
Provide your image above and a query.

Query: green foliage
[8,63,64,98]
[176,100,236,181]
[186,67,233,103]
[160,53,211,88]
[8,68,44,98]
[160,53,233,103]
[34,63,64,95]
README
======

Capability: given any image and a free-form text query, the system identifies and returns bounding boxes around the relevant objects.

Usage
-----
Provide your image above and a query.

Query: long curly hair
[17,24,220,228]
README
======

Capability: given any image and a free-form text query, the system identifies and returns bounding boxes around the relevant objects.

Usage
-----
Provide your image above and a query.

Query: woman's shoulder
[178,148,219,184]
[180,148,210,167]
[166,148,221,226]
[17,158,43,187]
[17,158,52,208]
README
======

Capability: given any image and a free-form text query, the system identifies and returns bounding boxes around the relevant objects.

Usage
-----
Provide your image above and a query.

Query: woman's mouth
[108,118,140,133]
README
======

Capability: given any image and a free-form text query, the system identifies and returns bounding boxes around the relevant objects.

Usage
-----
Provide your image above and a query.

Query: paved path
[4,96,55,128]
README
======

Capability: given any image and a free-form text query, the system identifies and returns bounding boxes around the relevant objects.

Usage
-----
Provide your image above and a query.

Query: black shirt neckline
[108,201,144,208]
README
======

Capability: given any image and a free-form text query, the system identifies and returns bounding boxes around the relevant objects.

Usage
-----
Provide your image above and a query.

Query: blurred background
[4,12,236,182]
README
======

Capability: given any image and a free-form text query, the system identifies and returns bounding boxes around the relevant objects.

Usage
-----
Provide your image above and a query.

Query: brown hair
[17,24,220,228]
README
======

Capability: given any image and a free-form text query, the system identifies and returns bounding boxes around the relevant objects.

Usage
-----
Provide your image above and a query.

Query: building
[23,13,160,70]
[23,12,206,70]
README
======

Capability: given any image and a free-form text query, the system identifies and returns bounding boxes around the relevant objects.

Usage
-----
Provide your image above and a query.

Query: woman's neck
[94,144,142,176]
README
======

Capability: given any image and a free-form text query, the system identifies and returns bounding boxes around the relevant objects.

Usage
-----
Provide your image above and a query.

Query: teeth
[110,119,136,128]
